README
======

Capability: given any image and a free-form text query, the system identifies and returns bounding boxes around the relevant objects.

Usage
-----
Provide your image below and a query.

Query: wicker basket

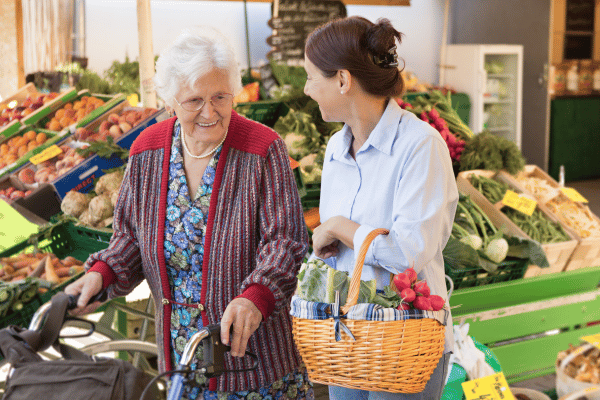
[292,229,446,393]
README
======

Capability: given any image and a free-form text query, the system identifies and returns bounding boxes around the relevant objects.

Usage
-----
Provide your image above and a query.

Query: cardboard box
[510,165,600,271]
[0,174,60,223]
[0,83,77,139]
[457,169,578,278]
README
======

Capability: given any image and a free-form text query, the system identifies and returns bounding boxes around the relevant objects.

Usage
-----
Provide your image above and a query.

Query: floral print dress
[164,120,314,400]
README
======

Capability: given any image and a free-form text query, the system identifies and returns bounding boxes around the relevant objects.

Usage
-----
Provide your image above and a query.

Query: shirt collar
[331,100,403,161]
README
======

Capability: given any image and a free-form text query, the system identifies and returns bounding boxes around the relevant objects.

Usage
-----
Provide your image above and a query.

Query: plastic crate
[445,258,529,291]
[235,100,289,128]
[0,222,113,328]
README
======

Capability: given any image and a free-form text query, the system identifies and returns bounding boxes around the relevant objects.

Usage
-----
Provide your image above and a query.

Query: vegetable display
[443,193,549,275]
[61,168,124,228]
[400,90,474,141]
[515,175,600,239]
[468,175,571,244]
[0,252,84,284]
[459,131,525,175]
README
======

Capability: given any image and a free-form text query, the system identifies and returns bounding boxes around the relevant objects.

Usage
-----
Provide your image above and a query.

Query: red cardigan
[87,111,308,391]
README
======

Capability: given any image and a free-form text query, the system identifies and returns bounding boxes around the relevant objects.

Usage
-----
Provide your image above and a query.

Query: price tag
[560,187,588,203]
[581,333,600,350]
[502,190,537,216]
[462,372,515,400]
[30,145,62,165]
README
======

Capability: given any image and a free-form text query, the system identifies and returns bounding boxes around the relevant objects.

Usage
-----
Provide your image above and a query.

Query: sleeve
[352,135,459,275]
[86,156,146,298]
[237,138,309,319]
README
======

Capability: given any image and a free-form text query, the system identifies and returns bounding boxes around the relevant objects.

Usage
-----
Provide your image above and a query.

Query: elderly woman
[65,27,311,399]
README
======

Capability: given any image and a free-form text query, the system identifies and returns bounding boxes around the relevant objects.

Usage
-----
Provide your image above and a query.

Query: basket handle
[340,228,389,314]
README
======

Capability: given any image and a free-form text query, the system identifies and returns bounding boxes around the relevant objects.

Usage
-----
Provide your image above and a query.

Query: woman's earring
[340,90,344,95]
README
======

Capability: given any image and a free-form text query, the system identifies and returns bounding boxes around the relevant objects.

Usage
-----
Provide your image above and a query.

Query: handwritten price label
[30,145,62,165]
[462,372,515,400]
[560,187,588,203]
[581,333,600,350]
[502,190,537,216]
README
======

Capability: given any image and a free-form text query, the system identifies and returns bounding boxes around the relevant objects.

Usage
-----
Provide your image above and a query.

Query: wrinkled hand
[220,298,262,357]
[63,271,104,315]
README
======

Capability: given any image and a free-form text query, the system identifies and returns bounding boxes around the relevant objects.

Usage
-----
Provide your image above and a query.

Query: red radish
[420,112,429,122]
[405,267,418,284]
[393,273,412,293]
[428,108,440,119]
[429,295,445,311]
[400,288,416,303]
[413,281,430,297]
[397,302,411,311]
[434,119,446,132]
[413,296,432,311]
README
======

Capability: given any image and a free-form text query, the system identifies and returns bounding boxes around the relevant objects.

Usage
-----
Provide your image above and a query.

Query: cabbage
[296,259,376,305]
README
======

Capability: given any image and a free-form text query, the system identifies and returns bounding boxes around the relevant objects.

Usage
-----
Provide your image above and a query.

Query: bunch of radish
[392,267,445,311]
[396,98,466,163]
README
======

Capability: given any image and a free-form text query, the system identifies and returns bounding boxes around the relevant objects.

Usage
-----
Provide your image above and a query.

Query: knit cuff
[237,284,276,321]
[88,261,117,289]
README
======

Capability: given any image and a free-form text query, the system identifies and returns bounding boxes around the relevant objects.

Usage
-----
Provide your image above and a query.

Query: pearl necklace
[181,129,227,159]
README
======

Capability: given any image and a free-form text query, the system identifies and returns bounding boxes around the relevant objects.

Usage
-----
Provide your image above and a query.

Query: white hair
[154,26,243,108]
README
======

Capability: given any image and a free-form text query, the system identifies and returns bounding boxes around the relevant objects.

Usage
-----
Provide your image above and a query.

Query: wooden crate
[510,165,600,271]
[457,170,578,278]
[0,83,77,139]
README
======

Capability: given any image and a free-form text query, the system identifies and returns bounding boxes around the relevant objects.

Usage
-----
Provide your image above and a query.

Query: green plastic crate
[0,222,113,328]
[445,258,529,291]
[235,100,289,128]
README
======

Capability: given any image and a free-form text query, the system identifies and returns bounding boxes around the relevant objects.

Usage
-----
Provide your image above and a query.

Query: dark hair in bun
[305,16,404,98]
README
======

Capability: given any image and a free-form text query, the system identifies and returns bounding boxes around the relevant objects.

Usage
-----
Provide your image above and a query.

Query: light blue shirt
[318,100,458,351]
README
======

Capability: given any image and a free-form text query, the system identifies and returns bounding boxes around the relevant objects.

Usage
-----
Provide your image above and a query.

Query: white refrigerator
[443,44,524,148]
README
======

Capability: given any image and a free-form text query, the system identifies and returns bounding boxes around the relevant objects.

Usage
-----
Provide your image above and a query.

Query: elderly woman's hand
[220,298,262,357]
[63,271,104,315]
[312,216,360,259]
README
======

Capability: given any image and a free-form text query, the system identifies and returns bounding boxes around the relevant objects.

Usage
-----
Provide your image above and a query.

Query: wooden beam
[15,0,24,88]
[137,0,157,108]
[155,0,410,4]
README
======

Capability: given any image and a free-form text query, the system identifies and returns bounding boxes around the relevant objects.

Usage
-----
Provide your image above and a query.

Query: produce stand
[450,266,600,383]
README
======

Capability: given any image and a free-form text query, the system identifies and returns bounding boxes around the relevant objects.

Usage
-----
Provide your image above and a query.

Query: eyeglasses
[173,93,233,112]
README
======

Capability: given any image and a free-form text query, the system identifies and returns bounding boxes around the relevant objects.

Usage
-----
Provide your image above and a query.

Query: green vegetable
[76,136,129,160]
[484,237,509,264]
[469,175,510,204]
[296,258,376,305]
[459,131,525,175]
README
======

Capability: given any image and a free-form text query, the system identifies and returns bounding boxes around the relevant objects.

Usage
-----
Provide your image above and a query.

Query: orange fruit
[27,141,37,151]
[0,144,8,155]
[59,117,72,128]
[17,145,28,157]
[48,120,61,131]
[55,109,65,119]
[23,130,36,141]
[63,103,73,110]
[36,132,47,144]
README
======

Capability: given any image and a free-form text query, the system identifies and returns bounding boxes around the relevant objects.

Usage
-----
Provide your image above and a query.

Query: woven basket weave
[292,228,446,393]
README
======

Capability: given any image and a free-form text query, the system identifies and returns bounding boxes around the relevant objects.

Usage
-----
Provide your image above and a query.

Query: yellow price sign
[561,187,588,203]
[502,190,537,216]
[581,333,600,350]
[30,145,63,165]
[462,372,515,400]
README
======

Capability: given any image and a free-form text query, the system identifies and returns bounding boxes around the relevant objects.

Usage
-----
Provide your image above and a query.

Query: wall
[84,0,446,87]
[450,0,552,169]
[0,0,21,99]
